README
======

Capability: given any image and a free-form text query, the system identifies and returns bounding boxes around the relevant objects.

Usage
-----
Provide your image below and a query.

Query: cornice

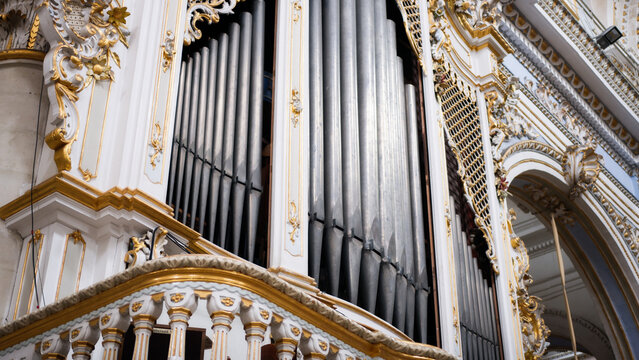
[498,18,639,171]
[501,4,639,158]
[537,0,639,120]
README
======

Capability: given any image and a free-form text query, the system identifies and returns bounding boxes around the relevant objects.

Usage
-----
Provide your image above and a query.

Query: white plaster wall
[0,59,48,325]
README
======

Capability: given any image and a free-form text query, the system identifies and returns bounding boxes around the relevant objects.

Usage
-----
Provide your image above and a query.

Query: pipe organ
[446,147,502,359]
[167,0,270,265]
[166,0,434,343]
[308,0,431,343]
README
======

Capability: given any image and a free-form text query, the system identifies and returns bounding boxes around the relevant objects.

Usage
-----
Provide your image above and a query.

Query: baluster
[129,295,163,360]
[271,316,302,360]
[327,346,356,360]
[69,321,99,360]
[239,299,272,360]
[40,334,69,360]
[207,291,241,360]
[299,332,330,360]
[98,308,130,360]
[164,288,198,360]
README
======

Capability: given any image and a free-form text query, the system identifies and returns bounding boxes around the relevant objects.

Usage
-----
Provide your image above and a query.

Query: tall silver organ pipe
[168,0,268,263]
[448,192,501,358]
[308,0,325,282]
[310,0,431,342]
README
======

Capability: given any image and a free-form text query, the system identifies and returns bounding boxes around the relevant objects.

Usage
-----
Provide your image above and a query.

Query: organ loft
[0,0,638,359]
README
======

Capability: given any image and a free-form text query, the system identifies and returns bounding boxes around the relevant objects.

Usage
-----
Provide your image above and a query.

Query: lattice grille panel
[436,71,497,272]
[396,0,423,64]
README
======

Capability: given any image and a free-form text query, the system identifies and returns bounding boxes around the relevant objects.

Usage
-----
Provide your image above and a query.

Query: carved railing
[0,255,453,360]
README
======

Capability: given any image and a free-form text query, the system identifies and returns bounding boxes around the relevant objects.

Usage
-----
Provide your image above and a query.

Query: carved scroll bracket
[38,0,130,172]
[183,0,245,46]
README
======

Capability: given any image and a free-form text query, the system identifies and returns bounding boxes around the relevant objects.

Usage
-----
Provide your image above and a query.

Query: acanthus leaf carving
[562,144,603,199]
[506,209,550,359]
[38,0,130,172]
[183,0,244,46]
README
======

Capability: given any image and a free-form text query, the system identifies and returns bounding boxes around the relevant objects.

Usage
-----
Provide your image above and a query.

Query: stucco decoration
[506,209,550,359]
[124,228,168,268]
[37,0,130,172]
[0,0,48,54]
[562,145,602,199]
[453,0,500,29]
[486,78,538,160]
[183,0,244,46]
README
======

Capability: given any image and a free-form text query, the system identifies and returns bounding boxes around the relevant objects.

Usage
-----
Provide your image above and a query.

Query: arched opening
[503,154,639,359]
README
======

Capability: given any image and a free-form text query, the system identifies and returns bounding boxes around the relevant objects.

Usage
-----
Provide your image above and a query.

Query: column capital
[69,321,99,360]
[40,334,70,360]
[164,288,198,319]
[239,299,272,332]
[299,332,330,360]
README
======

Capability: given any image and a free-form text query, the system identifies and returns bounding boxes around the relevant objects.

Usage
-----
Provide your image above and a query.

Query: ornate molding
[0,0,48,55]
[561,144,602,199]
[522,183,575,225]
[501,5,639,162]
[428,0,451,63]
[124,227,168,268]
[183,0,244,46]
[38,0,130,172]
[486,78,538,160]
[537,0,639,121]
[506,209,550,359]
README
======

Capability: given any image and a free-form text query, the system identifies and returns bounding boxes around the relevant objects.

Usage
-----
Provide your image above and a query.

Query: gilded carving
[131,302,142,312]
[0,0,48,54]
[259,309,269,320]
[290,89,302,128]
[486,78,538,160]
[161,30,175,73]
[219,297,233,307]
[318,341,328,352]
[561,144,602,199]
[287,201,300,244]
[291,0,301,23]
[506,209,550,359]
[522,183,574,225]
[453,0,500,30]
[70,329,80,338]
[429,0,450,63]
[124,228,168,268]
[38,0,130,172]
[170,293,185,303]
[184,0,245,46]
[100,314,110,326]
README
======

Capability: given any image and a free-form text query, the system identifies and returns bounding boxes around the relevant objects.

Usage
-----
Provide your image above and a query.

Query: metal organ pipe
[208,32,229,242]
[181,51,201,225]
[308,0,325,282]
[218,22,241,249]
[231,12,253,255]
[197,39,218,234]
[376,18,398,323]
[322,0,345,297]
[340,0,364,304]
[246,0,265,262]
[167,60,187,207]
[355,0,381,313]
[174,58,193,224]
[189,46,210,229]
[406,84,429,343]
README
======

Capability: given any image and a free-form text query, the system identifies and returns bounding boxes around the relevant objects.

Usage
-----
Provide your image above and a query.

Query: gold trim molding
[0,256,454,360]
[0,49,45,61]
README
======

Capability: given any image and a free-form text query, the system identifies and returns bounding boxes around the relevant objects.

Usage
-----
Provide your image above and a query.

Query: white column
[69,321,100,360]
[271,317,302,360]
[299,333,330,360]
[206,291,241,360]
[129,295,163,360]
[40,334,70,360]
[98,308,130,360]
[239,300,272,360]
[476,89,520,359]
[164,288,198,360]
[268,0,311,277]
[418,1,462,356]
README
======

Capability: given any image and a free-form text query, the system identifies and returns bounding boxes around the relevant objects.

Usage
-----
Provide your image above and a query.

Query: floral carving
[428,0,450,63]
[562,144,602,199]
[506,209,550,359]
[38,0,130,172]
[184,0,244,46]
[487,78,538,160]
[454,0,500,29]
[124,228,168,268]
[523,183,574,225]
